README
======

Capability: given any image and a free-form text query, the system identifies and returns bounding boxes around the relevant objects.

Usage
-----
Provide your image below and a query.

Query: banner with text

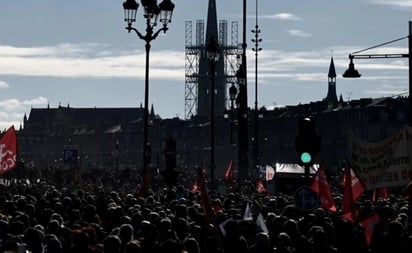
[348,125,412,190]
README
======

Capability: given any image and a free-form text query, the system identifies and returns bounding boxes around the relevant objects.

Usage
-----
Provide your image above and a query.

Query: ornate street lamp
[123,0,138,25]
[206,35,220,188]
[342,55,361,78]
[158,0,175,28]
[122,0,175,193]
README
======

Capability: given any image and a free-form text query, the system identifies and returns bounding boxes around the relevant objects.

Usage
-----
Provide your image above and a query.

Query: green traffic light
[300,152,312,163]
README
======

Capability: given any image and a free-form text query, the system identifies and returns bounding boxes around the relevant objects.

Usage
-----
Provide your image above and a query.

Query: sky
[1,0,412,130]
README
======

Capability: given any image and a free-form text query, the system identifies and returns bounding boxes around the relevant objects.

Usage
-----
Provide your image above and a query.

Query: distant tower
[23,113,28,128]
[325,57,338,104]
[197,0,224,119]
[185,0,240,119]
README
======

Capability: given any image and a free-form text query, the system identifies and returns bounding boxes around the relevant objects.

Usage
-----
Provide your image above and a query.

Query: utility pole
[237,0,249,184]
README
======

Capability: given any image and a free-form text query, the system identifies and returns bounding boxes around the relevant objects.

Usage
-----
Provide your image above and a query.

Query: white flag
[266,164,275,181]
[243,202,253,221]
[256,213,268,233]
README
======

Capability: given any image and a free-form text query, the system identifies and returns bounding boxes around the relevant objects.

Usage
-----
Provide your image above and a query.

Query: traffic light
[295,117,321,166]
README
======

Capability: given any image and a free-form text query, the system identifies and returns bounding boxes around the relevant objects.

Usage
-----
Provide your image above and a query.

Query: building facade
[15,97,408,179]
[12,56,409,179]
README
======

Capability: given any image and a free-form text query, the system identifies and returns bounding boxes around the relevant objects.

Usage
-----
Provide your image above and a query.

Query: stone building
[14,57,409,179]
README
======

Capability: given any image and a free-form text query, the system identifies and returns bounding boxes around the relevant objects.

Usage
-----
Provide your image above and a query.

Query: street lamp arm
[350,53,409,59]
[151,27,168,41]
[351,35,408,55]
[125,25,146,40]
[125,25,168,42]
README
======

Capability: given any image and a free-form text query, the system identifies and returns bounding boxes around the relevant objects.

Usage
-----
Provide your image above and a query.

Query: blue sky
[1,0,412,130]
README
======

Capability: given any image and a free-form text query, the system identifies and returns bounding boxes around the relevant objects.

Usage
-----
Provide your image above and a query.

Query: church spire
[326,57,338,104]
[328,56,336,78]
[206,0,218,45]
[150,103,155,118]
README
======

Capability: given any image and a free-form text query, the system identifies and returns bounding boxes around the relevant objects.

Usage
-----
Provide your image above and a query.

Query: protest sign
[348,125,412,190]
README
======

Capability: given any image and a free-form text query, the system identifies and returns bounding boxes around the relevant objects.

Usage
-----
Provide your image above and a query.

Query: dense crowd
[0,167,411,253]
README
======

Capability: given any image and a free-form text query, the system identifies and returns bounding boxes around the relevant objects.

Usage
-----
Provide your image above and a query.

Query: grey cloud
[287,29,312,38]
[368,0,412,8]
[0,81,9,89]
[262,13,301,21]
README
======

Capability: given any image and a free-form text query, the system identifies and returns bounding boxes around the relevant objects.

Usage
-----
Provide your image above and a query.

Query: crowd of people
[0,166,411,253]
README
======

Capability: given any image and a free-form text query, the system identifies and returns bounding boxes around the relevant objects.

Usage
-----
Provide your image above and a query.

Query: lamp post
[251,0,262,172]
[236,63,248,183]
[234,0,249,185]
[206,36,220,188]
[122,0,175,182]
[229,83,237,144]
[342,21,412,126]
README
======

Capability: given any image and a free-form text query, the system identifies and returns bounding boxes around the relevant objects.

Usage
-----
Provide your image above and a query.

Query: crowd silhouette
[0,166,411,253]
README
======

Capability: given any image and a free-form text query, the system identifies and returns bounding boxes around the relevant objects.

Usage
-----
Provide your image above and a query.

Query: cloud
[244,46,409,87]
[287,29,312,37]
[365,87,408,96]
[0,80,9,89]
[0,97,48,111]
[262,13,301,21]
[0,43,408,94]
[368,0,412,8]
[0,43,90,58]
[4,42,404,86]
[0,96,48,130]
[0,44,185,81]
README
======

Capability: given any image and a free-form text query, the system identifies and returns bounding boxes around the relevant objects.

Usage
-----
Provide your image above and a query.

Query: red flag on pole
[309,163,336,212]
[341,167,364,201]
[224,160,234,183]
[0,126,18,175]
[372,187,389,202]
[342,164,364,222]
[360,213,380,246]
[197,167,215,225]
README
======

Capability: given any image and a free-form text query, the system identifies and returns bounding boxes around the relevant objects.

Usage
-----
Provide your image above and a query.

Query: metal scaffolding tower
[184,20,241,119]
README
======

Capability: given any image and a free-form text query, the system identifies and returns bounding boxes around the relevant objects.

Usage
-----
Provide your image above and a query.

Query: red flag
[341,167,365,201]
[309,163,336,212]
[224,160,234,182]
[360,214,380,246]
[256,180,266,193]
[197,167,215,225]
[372,187,389,202]
[342,164,364,222]
[243,202,253,220]
[0,126,18,175]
